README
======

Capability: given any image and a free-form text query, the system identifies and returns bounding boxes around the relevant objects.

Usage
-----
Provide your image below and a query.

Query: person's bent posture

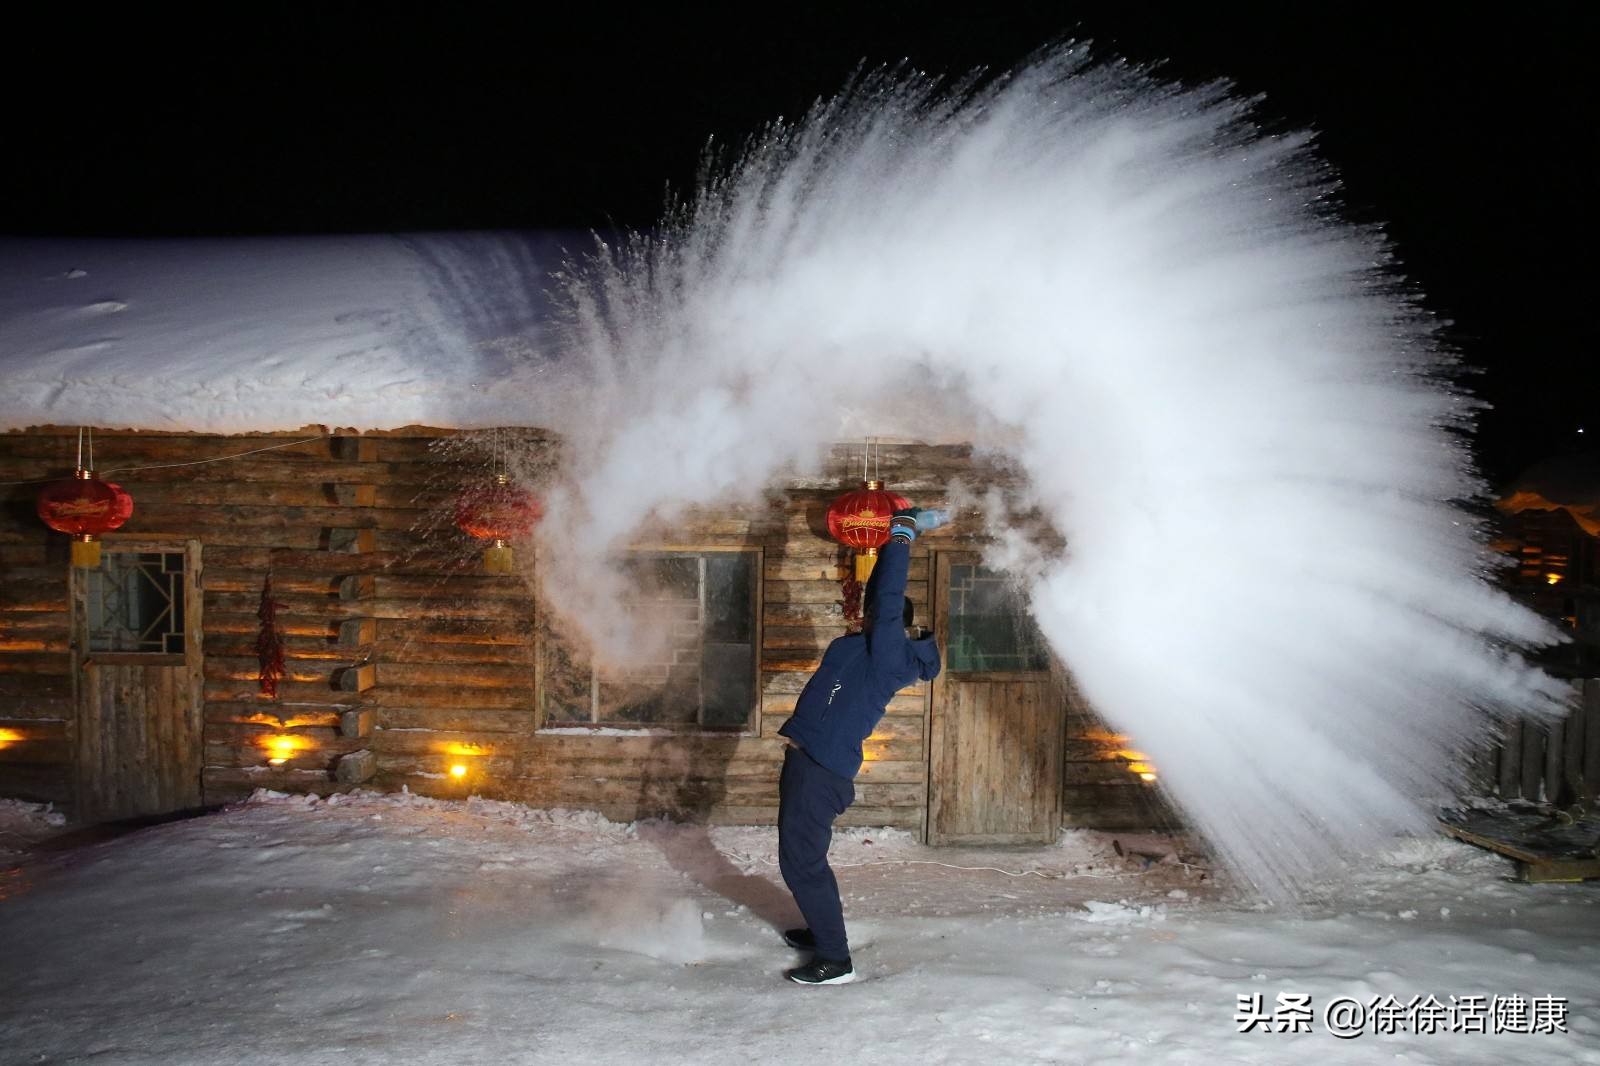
[776,506,948,985]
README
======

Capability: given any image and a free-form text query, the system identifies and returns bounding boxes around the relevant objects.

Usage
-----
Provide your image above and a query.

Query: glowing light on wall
[262,734,303,767]
[1115,748,1160,783]
[443,742,484,783]
[0,640,50,653]
[0,728,22,751]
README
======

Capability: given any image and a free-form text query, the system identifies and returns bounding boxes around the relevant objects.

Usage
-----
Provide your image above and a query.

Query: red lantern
[454,475,543,573]
[36,468,134,568]
[826,479,909,582]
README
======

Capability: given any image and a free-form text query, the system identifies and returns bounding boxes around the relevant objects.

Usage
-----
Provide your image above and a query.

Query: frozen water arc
[530,48,1569,898]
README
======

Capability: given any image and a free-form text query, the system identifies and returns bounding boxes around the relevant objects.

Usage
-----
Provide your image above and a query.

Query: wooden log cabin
[0,425,1171,841]
[1477,451,1600,808]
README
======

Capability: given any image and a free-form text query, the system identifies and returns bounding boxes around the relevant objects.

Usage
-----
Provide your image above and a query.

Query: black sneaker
[785,956,855,985]
[782,927,816,951]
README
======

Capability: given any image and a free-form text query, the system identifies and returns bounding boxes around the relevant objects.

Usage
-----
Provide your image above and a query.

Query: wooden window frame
[939,556,1052,677]
[79,547,190,656]
[535,544,764,736]
[70,536,203,660]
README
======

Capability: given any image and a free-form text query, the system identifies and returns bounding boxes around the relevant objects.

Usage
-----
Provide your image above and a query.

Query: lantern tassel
[854,547,879,583]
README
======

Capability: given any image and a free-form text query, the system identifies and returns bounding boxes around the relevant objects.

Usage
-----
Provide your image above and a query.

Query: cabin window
[85,552,187,654]
[540,548,760,731]
[945,562,1049,672]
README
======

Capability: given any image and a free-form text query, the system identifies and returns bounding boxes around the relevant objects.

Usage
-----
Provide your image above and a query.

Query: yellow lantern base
[484,542,515,574]
[71,538,102,569]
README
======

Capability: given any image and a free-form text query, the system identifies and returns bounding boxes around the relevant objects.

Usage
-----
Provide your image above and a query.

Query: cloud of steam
[528,47,1569,897]
[583,883,710,965]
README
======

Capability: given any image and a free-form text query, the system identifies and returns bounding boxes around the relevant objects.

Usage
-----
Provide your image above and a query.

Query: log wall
[0,427,1163,834]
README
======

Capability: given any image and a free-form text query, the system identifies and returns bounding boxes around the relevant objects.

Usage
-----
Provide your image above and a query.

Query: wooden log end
[336,617,377,649]
[339,708,375,739]
[334,748,378,785]
[335,663,377,693]
[328,528,377,554]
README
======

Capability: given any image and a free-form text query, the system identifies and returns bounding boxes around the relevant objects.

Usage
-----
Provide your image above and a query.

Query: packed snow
[0,791,1594,1064]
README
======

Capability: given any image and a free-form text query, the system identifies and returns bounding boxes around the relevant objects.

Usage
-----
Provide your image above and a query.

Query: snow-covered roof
[1499,451,1600,535]
[0,233,578,433]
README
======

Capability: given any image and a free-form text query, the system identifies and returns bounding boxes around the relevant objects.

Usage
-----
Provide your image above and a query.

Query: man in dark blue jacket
[776,506,948,985]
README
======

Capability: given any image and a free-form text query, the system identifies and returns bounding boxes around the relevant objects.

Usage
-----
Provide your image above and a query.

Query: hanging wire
[97,434,331,475]
[722,848,1138,880]
[0,432,335,486]
[75,426,84,471]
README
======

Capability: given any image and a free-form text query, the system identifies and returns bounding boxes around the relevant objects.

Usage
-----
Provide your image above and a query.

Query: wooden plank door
[927,550,1064,845]
[72,541,204,821]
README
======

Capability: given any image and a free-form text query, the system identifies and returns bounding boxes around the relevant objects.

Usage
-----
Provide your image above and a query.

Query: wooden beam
[334,748,377,784]
[339,708,375,738]
[1439,819,1600,883]
[1545,710,1566,806]
[336,618,377,649]
[1585,679,1600,805]
[330,436,379,463]
[1564,684,1586,806]
[1521,721,1547,803]
[328,528,376,553]
[1498,719,1523,799]
[338,575,377,600]
[335,663,377,693]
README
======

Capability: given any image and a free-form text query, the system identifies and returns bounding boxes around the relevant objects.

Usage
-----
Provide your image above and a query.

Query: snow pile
[0,797,65,829]
[0,798,65,857]
[0,233,575,432]
[1076,899,1168,925]
[0,795,1593,1064]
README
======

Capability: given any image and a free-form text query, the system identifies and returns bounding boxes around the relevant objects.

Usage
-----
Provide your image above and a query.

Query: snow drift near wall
[531,47,1570,898]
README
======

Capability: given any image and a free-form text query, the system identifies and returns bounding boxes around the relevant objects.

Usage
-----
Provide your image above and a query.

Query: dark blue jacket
[778,537,941,779]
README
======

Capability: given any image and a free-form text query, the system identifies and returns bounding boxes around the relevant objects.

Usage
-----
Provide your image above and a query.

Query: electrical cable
[0,433,332,485]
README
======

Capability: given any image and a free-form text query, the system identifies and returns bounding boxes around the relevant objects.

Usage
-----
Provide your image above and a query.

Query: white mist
[528,48,1568,898]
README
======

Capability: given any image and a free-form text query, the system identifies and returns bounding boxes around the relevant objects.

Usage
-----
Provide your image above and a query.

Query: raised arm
[866,508,950,673]
[866,533,914,653]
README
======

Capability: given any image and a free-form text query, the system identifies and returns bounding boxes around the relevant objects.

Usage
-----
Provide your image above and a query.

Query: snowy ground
[0,792,1595,1066]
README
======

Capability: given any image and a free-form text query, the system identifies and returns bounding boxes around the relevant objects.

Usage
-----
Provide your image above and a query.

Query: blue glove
[890,507,952,541]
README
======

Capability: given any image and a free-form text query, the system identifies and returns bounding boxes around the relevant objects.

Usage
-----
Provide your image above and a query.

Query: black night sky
[3,4,1592,485]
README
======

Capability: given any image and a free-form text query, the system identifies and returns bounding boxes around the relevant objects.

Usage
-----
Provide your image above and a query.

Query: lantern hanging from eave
[36,468,134,568]
[826,479,910,582]
[454,474,543,573]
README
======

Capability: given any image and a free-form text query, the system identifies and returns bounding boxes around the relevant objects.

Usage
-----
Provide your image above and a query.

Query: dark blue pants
[778,746,855,961]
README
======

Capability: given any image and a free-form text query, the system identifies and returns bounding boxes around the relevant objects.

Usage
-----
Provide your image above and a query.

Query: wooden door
[71,541,204,821]
[927,550,1064,845]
